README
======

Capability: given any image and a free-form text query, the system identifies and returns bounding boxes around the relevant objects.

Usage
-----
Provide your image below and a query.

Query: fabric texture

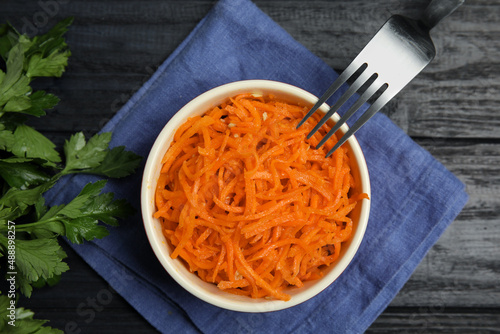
[45,0,469,333]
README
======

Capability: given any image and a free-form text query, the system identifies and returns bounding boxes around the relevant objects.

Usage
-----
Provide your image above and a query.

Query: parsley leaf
[23,90,60,117]
[0,159,51,189]
[0,235,69,297]
[13,237,69,284]
[25,17,72,60]
[24,17,73,79]
[62,132,111,173]
[26,50,71,78]
[84,145,143,178]
[0,295,63,333]
[0,180,56,220]
[0,17,71,117]
[0,126,15,150]
[28,180,134,244]
[0,23,20,60]
[0,43,31,111]
[11,124,61,166]
[63,216,111,244]
[80,190,134,226]
[62,132,142,178]
[3,95,31,112]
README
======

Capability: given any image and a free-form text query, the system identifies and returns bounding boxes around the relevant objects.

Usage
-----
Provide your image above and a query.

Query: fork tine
[307,66,374,140]
[296,62,360,129]
[325,84,390,157]
[315,78,381,150]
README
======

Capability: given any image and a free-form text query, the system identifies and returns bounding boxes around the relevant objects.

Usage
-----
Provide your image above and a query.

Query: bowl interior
[141,80,371,313]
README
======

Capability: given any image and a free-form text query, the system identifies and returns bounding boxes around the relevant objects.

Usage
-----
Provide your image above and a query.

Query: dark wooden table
[2,0,499,333]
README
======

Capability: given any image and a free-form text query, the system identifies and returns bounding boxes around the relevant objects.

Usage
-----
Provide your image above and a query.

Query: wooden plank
[390,140,500,307]
[369,307,500,333]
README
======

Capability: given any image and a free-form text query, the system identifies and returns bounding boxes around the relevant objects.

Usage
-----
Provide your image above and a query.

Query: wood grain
[1,0,499,332]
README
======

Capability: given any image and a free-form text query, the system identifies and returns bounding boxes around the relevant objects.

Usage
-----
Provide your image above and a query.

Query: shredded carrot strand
[155,94,368,301]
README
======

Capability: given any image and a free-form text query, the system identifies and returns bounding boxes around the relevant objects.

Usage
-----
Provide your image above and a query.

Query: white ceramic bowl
[141,80,371,313]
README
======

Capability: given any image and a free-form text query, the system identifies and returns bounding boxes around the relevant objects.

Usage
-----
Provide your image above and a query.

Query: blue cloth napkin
[45,0,469,333]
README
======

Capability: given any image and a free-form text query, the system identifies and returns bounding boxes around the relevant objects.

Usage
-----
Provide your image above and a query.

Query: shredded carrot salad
[154,93,368,301]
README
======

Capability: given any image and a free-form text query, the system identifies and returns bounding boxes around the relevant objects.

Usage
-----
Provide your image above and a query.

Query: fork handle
[422,0,464,30]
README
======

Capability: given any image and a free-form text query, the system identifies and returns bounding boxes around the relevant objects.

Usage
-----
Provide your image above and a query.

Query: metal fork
[297,0,464,157]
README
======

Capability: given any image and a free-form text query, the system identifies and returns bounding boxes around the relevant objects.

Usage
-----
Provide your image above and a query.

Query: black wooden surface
[1,0,499,333]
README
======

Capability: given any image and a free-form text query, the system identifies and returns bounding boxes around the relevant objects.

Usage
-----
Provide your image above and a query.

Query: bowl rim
[141,79,371,312]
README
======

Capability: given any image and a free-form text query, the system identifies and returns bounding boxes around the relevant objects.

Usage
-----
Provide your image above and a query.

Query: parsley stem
[1,217,60,231]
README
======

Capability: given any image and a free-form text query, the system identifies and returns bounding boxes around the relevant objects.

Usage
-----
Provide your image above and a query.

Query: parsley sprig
[0,295,62,333]
[0,18,142,332]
